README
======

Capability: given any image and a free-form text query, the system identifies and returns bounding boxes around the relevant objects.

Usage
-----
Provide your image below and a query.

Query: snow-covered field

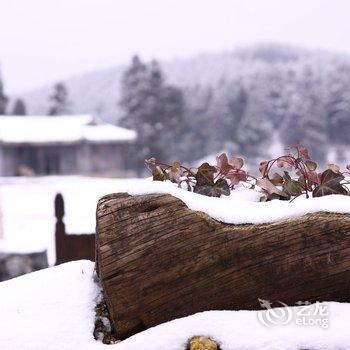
[0,260,349,350]
[0,176,144,263]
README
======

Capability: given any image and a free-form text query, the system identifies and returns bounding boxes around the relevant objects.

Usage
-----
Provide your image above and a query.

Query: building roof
[0,115,136,145]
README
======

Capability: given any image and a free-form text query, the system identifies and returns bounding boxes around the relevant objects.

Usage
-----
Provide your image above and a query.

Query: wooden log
[96,193,350,339]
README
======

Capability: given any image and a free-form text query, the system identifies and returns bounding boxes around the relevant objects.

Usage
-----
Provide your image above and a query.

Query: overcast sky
[1,0,350,93]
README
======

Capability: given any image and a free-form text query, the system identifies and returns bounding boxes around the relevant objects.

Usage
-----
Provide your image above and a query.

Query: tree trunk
[96,193,350,339]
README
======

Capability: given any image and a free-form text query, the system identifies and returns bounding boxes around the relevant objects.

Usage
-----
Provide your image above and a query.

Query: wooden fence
[55,193,95,265]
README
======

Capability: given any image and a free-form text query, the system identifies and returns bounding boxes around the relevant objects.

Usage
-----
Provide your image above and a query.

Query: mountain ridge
[11,43,348,123]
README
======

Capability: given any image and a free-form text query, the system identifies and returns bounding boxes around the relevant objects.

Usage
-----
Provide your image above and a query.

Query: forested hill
[13,44,323,121]
[13,44,350,164]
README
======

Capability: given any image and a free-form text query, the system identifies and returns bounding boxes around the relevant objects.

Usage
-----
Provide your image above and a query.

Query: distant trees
[0,70,26,116]
[12,98,27,115]
[280,66,328,162]
[0,70,8,115]
[119,56,184,173]
[181,81,272,163]
[236,89,272,157]
[178,85,217,162]
[118,48,350,170]
[325,63,350,145]
[216,81,256,155]
[48,82,70,115]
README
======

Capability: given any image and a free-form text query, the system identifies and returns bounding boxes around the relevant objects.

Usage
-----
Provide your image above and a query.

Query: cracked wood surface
[96,193,350,339]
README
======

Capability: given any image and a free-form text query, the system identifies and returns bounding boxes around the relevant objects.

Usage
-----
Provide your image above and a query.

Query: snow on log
[96,192,350,339]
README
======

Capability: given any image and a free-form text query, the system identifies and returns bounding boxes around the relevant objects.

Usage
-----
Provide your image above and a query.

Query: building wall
[0,142,131,176]
[0,145,77,176]
[76,143,127,175]
[0,147,18,176]
[81,143,134,175]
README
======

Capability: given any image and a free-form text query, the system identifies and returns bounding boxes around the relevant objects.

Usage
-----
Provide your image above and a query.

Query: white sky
[1,0,349,93]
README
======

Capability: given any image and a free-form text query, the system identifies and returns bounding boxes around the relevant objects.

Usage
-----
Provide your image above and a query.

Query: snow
[0,260,101,350]
[0,260,350,350]
[0,176,145,263]
[117,303,350,350]
[0,116,136,144]
[124,180,350,225]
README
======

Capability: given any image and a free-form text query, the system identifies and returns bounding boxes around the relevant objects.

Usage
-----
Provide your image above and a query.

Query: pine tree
[218,81,248,144]
[12,98,27,115]
[177,85,216,162]
[262,66,291,129]
[48,82,70,115]
[281,65,328,162]
[119,56,184,172]
[325,63,350,146]
[0,71,8,115]
[119,55,151,173]
[236,86,273,157]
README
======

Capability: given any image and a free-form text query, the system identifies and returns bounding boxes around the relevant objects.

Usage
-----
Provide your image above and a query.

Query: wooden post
[96,193,350,339]
[55,193,66,265]
[55,193,95,265]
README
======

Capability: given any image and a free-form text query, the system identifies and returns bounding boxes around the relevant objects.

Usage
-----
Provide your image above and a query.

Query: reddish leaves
[259,161,269,176]
[168,162,182,183]
[216,153,247,186]
[256,178,287,199]
[259,145,323,200]
[146,153,249,198]
[299,147,310,159]
[195,163,216,186]
[216,153,232,174]
[194,178,230,197]
[146,146,349,200]
[313,170,348,197]
[305,160,317,171]
[193,157,247,197]
[276,156,294,170]
[216,153,244,173]
[194,163,231,198]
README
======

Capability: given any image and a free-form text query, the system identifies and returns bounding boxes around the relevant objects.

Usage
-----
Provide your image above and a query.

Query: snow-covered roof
[0,115,136,145]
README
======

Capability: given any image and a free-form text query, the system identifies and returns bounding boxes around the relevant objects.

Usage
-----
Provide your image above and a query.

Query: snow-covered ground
[0,176,144,263]
[0,260,349,350]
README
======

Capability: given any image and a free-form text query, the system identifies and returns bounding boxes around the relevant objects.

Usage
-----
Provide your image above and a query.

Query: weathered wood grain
[96,193,350,339]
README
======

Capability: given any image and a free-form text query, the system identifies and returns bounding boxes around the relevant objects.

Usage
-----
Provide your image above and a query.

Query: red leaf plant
[145,153,254,198]
[146,145,350,200]
[258,145,350,200]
